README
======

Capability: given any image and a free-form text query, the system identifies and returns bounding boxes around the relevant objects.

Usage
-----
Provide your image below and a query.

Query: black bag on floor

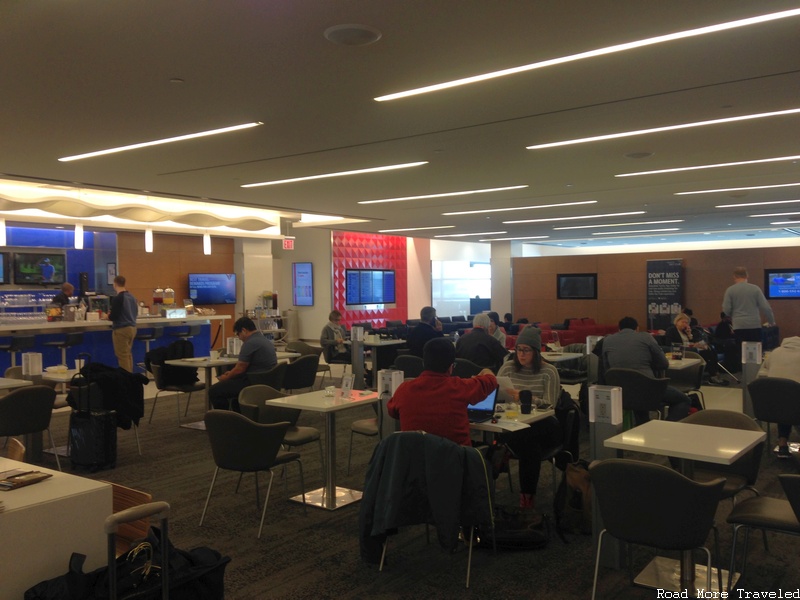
[68,353,118,471]
[478,505,550,551]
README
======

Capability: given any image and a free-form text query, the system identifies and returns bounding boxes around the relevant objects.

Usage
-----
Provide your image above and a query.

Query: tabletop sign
[282,238,295,250]
[742,341,762,365]
[588,385,623,425]
[340,374,354,398]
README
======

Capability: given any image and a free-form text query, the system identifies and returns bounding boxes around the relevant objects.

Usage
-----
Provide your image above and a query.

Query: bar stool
[0,335,36,367]
[168,324,202,340]
[42,332,84,367]
[135,326,164,373]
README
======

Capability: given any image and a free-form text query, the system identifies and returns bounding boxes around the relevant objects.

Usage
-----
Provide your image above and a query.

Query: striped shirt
[496,360,560,406]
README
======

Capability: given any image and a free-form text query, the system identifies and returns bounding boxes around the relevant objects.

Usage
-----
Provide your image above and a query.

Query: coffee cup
[209,350,220,361]
[519,389,533,414]
[74,358,85,371]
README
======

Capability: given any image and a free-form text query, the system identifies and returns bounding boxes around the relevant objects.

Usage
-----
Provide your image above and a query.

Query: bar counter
[0,315,230,372]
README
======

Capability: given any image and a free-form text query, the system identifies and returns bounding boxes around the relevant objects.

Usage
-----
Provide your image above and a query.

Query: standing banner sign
[646,259,684,331]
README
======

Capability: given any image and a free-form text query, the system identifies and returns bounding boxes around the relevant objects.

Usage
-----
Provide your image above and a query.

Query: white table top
[165,352,299,369]
[0,377,34,390]
[604,419,766,465]
[666,357,702,371]
[0,457,110,510]
[470,407,555,433]
[359,338,407,347]
[40,369,78,383]
[264,388,378,413]
[542,351,583,363]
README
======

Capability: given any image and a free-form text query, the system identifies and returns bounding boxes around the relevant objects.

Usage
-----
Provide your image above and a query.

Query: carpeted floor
[37,378,800,599]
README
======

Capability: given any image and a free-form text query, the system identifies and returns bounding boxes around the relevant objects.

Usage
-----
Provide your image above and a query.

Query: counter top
[0,314,230,334]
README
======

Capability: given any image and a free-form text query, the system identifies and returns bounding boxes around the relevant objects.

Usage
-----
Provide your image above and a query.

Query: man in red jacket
[387,337,496,446]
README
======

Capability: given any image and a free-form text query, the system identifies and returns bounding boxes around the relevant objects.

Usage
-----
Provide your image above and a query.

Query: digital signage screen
[345,269,396,305]
[557,273,598,300]
[14,251,66,285]
[764,269,800,299]
[292,262,314,306]
[188,273,237,305]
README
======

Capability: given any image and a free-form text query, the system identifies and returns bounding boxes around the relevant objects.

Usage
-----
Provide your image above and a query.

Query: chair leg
[148,391,162,424]
[175,392,183,425]
[184,392,193,416]
[199,467,219,526]
[465,525,474,589]
[728,524,745,593]
[347,430,355,475]
[591,529,607,600]
[257,471,275,539]
[133,424,142,456]
[47,428,61,471]
[379,539,388,572]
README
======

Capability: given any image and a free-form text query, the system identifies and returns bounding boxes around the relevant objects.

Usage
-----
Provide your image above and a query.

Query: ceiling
[3,1,800,249]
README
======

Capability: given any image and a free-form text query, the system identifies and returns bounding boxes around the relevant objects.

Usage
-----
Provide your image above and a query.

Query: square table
[541,352,583,363]
[604,419,765,594]
[264,388,378,510]
[470,406,555,434]
[0,376,34,391]
[0,457,112,599]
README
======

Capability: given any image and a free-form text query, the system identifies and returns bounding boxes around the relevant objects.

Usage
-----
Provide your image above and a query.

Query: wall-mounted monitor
[345,269,396,305]
[557,273,597,300]
[764,269,800,299]
[292,262,314,306]
[0,252,10,284]
[188,273,237,305]
[13,251,66,285]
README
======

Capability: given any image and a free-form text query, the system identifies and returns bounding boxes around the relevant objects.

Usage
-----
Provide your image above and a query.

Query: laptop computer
[468,387,499,423]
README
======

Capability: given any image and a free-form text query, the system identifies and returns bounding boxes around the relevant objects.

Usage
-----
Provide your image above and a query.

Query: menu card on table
[0,469,53,491]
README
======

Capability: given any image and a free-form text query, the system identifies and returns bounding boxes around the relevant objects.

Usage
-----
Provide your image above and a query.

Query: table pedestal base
[634,556,739,596]
[180,421,206,431]
[291,486,362,510]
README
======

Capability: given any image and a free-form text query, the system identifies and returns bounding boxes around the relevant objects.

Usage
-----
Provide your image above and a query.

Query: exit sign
[282,238,295,250]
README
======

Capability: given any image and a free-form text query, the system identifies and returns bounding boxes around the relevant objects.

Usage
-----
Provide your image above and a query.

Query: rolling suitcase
[69,352,118,471]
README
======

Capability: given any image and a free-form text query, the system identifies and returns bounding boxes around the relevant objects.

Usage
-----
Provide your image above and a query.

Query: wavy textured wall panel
[332,231,407,328]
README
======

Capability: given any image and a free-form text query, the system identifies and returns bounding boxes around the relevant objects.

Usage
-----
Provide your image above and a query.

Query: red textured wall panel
[332,231,407,329]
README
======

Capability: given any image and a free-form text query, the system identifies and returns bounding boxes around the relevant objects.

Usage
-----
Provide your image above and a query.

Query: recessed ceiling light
[324,24,382,46]
[717,198,800,209]
[625,152,654,159]
[374,8,800,101]
[379,225,455,233]
[750,211,800,218]
[434,231,507,238]
[616,154,800,177]
[58,122,263,161]
[443,200,595,216]
[677,182,800,196]
[243,161,428,188]
[554,219,683,230]
[504,211,645,224]
[526,108,800,150]
[359,185,526,205]
[592,228,680,235]
[478,235,550,242]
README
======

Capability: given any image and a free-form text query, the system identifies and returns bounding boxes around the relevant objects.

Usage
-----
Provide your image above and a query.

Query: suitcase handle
[105,501,170,600]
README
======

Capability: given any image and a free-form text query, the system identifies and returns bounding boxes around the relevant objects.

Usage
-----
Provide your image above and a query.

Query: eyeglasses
[515,346,534,354]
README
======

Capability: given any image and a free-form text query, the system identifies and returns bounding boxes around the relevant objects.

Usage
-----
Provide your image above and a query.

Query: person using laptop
[387,337,496,447]
[496,326,564,510]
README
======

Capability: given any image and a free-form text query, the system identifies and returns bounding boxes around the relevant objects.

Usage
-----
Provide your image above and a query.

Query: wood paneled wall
[512,246,800,338]
[117,232,237,341]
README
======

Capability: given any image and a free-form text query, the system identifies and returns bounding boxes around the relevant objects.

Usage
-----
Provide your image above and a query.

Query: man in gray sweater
[722,266,775,349]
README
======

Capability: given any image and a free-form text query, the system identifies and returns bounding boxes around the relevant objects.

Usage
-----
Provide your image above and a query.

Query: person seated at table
[502,313,514,332]
[664,313,727,385]
[208,317,277,412]
[487,311,507,348]
[496,326,566,509]
[601,316,691,425]
[320,310,350,364]
[406,306,443,357]
[52,282,75,306]
[387,337,496,448]
[757,335,800,459]
[455,313,508,372]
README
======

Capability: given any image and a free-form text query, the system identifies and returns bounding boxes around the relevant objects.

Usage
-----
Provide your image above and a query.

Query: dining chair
[747,377,800,452]
[286,341,328,388]
[589,458,725,599]
[281,354,319,393]
[604,368,669,426]
[359,431,494,588]
[3,437,26,461]
[392,354,424,379]
[247,362,287,391]
[669,350,706,409]
[0,385,61,470]
[727,474,800,592]
[346,390,394,475]
[148,363,205,424]
[201,410,306,539]
[101,481,154,557]
[238,384,324,477]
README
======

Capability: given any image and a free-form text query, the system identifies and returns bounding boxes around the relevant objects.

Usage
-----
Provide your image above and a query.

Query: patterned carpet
[38,379,800,599]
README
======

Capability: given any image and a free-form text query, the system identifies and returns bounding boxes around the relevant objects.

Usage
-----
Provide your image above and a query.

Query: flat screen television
[188,273,237,305]
[0,252,10,285]
[345,269,396,305]
[557,273,597,300]
[764,269,800,299]
[13,251,66,285]
[292,262,314,306]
